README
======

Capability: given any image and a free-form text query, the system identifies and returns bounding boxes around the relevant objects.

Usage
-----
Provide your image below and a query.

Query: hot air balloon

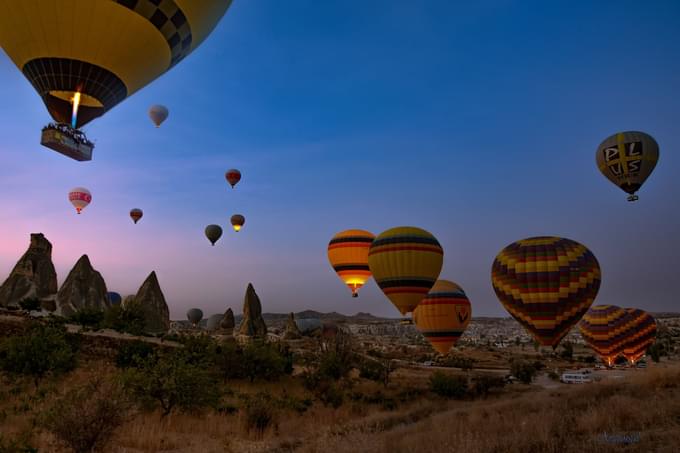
[187,308,204,327]
[491,236,601,349]
[106,292,122,306]
[206,314,225,331]
[0,1,232,159]
[69,187,91,214]
[130,208,143,224]
[205,224,223,246]
[0,1,231,129]
[368,227,443,316]
[327,229,375,298]
[596,131,659,202]
[230,214,245,232]
[413,280,471,355]
[579,305,636,367]
[225,169,241,188]
[622,308,657,365]
[148,105,168,127]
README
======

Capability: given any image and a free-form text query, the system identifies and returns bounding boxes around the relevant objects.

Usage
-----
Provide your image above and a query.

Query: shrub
[317,381,344,408]
[429,372,468,399]
[242,341,291,383]
[358,357,393,388]
[101,304,146,336]
[115,340,156,369]
[39,379,129,453]
[0,323,79,385]
[560,341,573,360]
[0,434,37,453]
[548,370,560,381]
[242,392,276,434]
[18,298,41,311]
[471,374,506,397]
[443,355,476,371]
[121,349,220,417]
[69,307,105,329]
[215,340,246,380]
[510,360,539,384]
[177,334,218,367]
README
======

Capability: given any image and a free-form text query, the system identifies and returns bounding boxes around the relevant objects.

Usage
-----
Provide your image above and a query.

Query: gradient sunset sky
[1,1,679,319]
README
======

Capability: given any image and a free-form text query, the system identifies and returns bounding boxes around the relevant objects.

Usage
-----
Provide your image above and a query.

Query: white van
[561,369,593,384]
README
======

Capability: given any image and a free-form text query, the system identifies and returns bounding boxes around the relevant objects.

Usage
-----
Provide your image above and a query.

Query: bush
[443,355,476,371]
[0,323,79,385]
[0,434,37,453]
[177,334,218,367]
[101,304,146,336]
[39,379,129,453]
[215,341,246,380]
[115,340,156,369]
[18,298,41,311]
[242,341,291,383]
[69,307,105,329]
[358,357,393,388]
[560,341,573,360]
[510,360,539,384]
[429,372,468,399]
[121,349,220,417]
[471,374,506,397]
[317,381,344,408]
[241,392,276,434]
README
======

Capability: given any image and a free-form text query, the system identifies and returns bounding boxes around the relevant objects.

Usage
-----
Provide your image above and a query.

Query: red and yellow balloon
[327,229,375,298]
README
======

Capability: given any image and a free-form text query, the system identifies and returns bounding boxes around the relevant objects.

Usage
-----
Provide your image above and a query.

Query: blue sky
[1,0,679,319]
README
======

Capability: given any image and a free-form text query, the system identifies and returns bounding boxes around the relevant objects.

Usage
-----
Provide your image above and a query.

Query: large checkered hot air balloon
[368,226,443,316]
[413,280,471,355]
[491,236,601,349]
[579,305,636,367]
[327,229,375,298]
[596,131,659,202]
[622,308,657,365]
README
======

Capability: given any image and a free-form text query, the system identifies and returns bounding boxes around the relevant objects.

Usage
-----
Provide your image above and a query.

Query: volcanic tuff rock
[283,312,302,339]
[238,283,267,337]
[57,255,109,316]
[129,271,170,333]
[0,233,58,308]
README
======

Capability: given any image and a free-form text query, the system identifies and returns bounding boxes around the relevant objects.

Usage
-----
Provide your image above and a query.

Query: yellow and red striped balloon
[579,305,635,366]
[413,280,471,355]
[368,226,443,315]
[491,236,601,348]
[327,229,375,298]
[622,308,657,364]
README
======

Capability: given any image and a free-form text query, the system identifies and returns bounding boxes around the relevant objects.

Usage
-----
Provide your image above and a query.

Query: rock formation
[129,271,170,333]
[238,283,267,338]
[57,255,109,316]
[0,233,58,308]
[221,308,235,330]
[283,312,302,339]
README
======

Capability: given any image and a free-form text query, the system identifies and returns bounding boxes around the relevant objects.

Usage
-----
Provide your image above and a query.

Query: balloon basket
[627,195,639,202]
[41,123,94,161]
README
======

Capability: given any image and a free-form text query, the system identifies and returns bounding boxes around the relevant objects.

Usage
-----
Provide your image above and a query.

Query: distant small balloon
[225,169,241,188]
[69,187,91,214]
[205,224,223,246]
[187,308,203,326]
[130,208,143,224]
[148,105,168,127]
[231,214,245,232]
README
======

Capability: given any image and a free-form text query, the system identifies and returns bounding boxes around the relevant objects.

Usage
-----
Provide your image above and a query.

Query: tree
[241,341,291,383]
[121,350,220,417]
[359,356,394,388]
[0,322,79,385]
[560,341,573,361]
[510,360,538,384]
[18,297,41,311]
[102,304,146,336]
[429,372,468,399]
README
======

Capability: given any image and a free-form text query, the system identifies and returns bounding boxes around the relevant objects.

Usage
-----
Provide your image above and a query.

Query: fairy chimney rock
[284,312,302,339]
[238,283,267,337]
[131,271,170,333]
[0,233,58,308]
[57,255,109,316]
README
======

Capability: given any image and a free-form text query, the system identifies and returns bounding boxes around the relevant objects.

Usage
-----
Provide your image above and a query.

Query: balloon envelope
[622,308,657,364]
[130,208,143,224]
[579,305,636,366]
[230,214,245,232]
[327,229,375,297]
[368,226,443,315]
[413,280,471,355]
[69,187,91,214]
[0,2,232,128]
[187,308,204,326]
[106,292,122,306]
[206,314,224,331]
[205,224,223,245]
[225,169,241,188]
[491,236,601,348]
[596,131,659,201]
[148,105,168,127]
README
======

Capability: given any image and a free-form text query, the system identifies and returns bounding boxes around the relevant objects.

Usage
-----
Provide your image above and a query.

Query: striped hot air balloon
[368,226,443,315]
[68,187,91,214]
[129,208,143,224]
[327,229,375,298]
[413,280,471,355]
[622,308,657,365]
[491,236,601,349]
[579,305,636,367]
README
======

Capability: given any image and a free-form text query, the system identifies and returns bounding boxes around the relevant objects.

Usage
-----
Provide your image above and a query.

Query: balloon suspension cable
[627,194,639,202]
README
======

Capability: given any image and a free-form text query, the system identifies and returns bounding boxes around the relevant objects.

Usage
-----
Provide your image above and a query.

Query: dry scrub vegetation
[0,321,679,452]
